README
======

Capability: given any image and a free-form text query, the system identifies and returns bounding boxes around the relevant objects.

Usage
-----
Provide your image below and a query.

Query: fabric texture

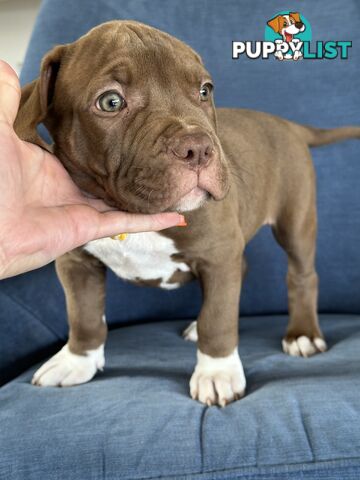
[1,315,360,480]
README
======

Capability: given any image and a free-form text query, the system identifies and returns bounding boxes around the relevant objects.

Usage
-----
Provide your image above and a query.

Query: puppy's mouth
[285,32,293,42]
[171,184,211,212]
[93,140,229,214]
[85,158,227,214]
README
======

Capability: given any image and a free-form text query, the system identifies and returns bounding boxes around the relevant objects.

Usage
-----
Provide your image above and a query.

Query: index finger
[94,210,186,239]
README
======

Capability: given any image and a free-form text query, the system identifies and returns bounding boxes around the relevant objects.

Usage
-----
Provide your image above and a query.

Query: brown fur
[55,248,107,355]
[14,21,360,390]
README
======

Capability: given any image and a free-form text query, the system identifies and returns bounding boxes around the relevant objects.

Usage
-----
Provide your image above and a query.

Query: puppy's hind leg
[32,249,107,387]
[272,191,327,357]
[183,321,198,342]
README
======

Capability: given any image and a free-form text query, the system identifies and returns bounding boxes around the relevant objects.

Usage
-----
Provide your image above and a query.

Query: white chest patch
[84,232,190,289]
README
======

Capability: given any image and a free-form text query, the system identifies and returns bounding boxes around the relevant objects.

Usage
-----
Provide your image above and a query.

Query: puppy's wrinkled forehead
[61,21,207,97]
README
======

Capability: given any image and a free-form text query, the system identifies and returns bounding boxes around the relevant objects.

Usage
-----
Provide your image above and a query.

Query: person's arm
[0,61,184,279]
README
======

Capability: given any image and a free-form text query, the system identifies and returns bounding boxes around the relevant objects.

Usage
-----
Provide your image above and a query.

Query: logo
[265,11,310,60]
[232,11,352,61]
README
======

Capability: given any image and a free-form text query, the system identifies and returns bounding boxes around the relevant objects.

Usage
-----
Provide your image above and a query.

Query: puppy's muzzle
[295,21,304,29]
[169,132,214,170]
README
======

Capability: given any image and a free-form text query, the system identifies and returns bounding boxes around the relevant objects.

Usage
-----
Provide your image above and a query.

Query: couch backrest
[20,0,360,320]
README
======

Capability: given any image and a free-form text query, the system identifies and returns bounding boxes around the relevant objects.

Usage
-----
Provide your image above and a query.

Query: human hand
[0,61,185,279]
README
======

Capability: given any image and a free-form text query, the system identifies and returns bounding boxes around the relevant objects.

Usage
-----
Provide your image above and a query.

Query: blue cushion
[1,315,360,479]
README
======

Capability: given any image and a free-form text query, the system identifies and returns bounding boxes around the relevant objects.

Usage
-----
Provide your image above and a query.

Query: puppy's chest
[84,232,192,289]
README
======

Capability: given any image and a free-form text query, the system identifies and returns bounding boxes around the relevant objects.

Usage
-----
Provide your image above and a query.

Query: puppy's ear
[267,15,283,33]
[14,45,65,152]
[290,12,301,23]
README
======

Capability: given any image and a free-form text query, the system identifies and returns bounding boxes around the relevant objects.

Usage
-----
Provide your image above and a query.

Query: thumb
[0,60,21,126]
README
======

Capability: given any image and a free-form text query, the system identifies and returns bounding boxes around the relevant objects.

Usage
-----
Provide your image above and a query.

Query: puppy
[15,21,360,406]
[267,12,306,60]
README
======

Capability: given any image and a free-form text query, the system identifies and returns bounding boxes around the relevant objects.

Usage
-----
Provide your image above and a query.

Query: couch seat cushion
[1,315,360,480]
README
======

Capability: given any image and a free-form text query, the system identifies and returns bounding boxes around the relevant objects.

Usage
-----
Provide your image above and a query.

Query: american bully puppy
[267,12,306,60]
[15,21,360,406]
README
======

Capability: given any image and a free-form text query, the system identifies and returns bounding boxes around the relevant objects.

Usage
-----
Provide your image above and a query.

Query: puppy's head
[15,21,230,213]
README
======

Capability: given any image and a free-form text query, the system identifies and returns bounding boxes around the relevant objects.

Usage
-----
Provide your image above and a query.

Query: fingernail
[177,216,187,227]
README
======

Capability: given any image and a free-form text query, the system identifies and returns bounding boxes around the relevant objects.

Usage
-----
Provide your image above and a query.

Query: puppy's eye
[97,91,126,112]
[199,83,213,102]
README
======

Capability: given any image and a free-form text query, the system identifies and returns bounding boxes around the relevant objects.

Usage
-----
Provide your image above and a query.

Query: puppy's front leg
[32,249,107,387]
[190,250,246,406]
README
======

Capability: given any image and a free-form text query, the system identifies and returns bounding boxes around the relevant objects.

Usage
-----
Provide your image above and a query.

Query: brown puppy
[15,21,360,406]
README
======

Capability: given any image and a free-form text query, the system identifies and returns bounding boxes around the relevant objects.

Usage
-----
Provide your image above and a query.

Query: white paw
[274,51,284,61]
[190,348,246,406]
[31,344,105,387]
[282,336,327,357]
[183,321,198,342]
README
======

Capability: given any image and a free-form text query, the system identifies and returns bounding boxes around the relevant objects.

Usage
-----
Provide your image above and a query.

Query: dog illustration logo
[232,12,352,61]
[267,12,306,60]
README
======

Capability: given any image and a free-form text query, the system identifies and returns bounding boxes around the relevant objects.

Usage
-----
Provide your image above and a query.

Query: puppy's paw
[182,321,198,342]
[282,335,327,357]
[190,348,246,407]
[31,344,105,387]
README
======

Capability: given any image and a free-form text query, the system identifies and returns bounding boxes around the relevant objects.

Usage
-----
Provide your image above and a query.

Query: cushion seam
[199,406,207,473]
[296,396,315,462]
[0,289,63,339]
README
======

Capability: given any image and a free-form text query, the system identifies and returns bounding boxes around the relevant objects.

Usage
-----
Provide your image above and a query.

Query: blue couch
[1,1,359,478]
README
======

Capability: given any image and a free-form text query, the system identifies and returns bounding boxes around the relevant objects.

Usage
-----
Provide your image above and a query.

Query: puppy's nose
[295,21,303,29]
[170,133,213,168]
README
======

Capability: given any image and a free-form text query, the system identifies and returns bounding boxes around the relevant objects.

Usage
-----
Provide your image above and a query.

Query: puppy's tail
[292,123,360,147]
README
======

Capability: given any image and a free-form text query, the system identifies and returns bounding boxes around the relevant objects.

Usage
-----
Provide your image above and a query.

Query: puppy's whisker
[147,189,154,210]
[229,166,249,186]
